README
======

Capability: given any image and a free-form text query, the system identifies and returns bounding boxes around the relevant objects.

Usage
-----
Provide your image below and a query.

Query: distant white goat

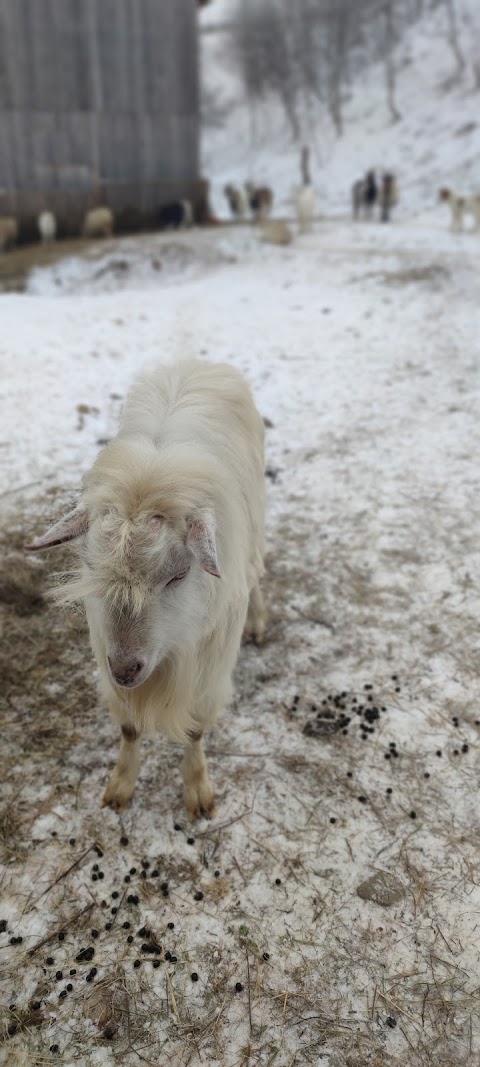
[224,183,248,220]
[0,216,18,251]
[439,187,480,231]
[37,211,57,243]
[294,146,316,233]
[83,206,114,239]
[25,361,266,819]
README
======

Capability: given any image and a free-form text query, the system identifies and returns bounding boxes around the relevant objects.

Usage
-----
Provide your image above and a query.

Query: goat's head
[26,497,221,691]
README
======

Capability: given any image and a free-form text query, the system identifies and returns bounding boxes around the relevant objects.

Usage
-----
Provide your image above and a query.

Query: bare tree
[444,0,465,76]
[384,1,401,122]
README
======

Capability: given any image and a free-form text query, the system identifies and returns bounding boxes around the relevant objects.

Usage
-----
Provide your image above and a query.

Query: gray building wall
[0,0,200,233]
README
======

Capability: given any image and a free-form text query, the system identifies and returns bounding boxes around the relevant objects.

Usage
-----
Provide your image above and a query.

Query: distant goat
[294,146,315,233]
[37,211,56,243]
[25,361,266,819]
[0,216,18,251]
[83,207,114,239]
[246,182,273,221]
[352,170,378,220]
[155,200,193,230]
[439,187,480,231]
[224,183,248,220]
[379,172,398,223]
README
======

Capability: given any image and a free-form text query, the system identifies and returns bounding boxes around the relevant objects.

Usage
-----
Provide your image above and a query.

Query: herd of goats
[0,150,477,252]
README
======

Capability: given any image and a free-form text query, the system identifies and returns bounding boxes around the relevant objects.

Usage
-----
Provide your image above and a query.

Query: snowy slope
[200,0,480,221]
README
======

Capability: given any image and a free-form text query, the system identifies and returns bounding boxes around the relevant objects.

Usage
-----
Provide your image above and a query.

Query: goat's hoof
[184,781,215,821]
[102,775,135,812]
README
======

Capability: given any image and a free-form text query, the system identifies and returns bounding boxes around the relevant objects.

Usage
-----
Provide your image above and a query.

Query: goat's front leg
[103,720,143,812]
[182,731,215,820]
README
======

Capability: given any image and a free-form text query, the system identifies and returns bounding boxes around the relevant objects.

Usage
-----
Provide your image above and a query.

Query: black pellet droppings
[120,835,129,846]
[194,891,204,901]
[55,971,63,981]
[235,982,243,992]
[31,1000,41,1010]
[130,867,137,875]
[92,874,98,881]
[364,684,373,690]
[424,772,430,779]
[395,687,401,693]
[124,875,131,883]
[165,950,171,961]
[123,921,131,929]
[50,1045,59,1053]
[127,936,134,944]
[167,922,175,930]
[346,771,353,778]
[95,847,104,857]
[46,957,54,965]
[392,751,399,758]
[453,749,459,756]
[93,864,99,872]
[111,908,118,915]
[214,870,220,877]
[386,1016,397,1028]
[187,837,195,845]
[141,859,150,869]
[137,926,150,938]
[410,811,417,819]
[141,942,157,953]
[101,901,107,908]
[105,923,112,930]
[91,930,99,938]
[69,838,75,846]
[330,817,336,824]
[58,932,65,941]
[141,870,147,880]
[151,869,160,878]
[98,872,104,880]
[51,831,57,837]
[386,787,393,794]
[436,750,442,757]
[384,753,391,760]
[452,716,459,724]
[174,822,182,831]
[112,891,119,899]
[134,959,141,968]
[462,744,469,752]
[67,984,73,992]
[170,955,177,963]
[104,1027,115,1039]
[153,960,161,968]
[358,796,367,803]
[0,920,7,933]
[59,989,68,999]
[70,969,76,976]
[127,895,139,904]
[191,972,199,982]
[263,952,270,960]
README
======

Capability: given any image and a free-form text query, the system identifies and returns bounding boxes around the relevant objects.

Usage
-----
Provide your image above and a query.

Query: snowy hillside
[200,0,480,221]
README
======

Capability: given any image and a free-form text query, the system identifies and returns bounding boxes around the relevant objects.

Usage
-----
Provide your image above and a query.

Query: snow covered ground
[1,214,480,1066]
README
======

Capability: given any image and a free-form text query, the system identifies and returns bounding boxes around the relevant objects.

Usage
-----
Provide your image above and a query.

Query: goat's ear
[186,510,221,578]
[25,508,89,551]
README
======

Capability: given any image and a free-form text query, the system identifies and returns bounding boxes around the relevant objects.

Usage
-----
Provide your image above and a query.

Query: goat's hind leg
[243,581,266,645]
[182,730,215,820]
[103,712,143,812]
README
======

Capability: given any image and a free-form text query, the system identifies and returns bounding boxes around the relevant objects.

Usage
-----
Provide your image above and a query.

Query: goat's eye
[166,568,189,587]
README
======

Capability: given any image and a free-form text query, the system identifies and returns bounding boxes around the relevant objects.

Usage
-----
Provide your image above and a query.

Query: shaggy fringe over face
[50,439,227,615]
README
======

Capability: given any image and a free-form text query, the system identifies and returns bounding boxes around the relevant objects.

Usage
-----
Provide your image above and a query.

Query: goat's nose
[108,657,144,687]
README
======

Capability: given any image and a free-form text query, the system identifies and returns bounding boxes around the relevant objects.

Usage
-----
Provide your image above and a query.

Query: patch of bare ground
[1,480,479,1066]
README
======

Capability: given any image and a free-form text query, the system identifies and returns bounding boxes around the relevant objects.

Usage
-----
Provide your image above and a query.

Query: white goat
[439,187,480,231]
[83,206,114,239]
[26,361,266,819]
[294,148,315,234]
[0,216,18,251]
[37,211,57,242]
